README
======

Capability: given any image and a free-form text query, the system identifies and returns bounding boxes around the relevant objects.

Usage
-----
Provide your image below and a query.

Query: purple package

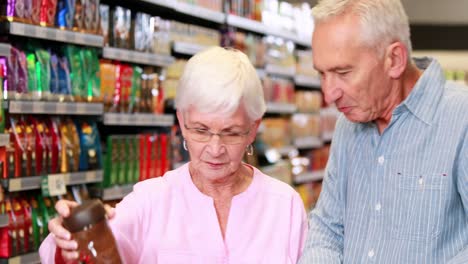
[17,50,28,95]
[6,0,15,18]
[0,57,8,99]
[9,0,33,22]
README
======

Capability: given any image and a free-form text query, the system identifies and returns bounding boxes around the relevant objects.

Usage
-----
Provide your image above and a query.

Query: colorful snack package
[99,4,109,46]
[83,0,100,33]
[65,46,85,100]
[35,49,51,100]
[58,57,73,101]
[40,0,58,26]
[129,66,142,113]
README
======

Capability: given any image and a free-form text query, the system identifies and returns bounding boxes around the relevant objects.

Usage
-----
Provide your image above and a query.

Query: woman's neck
[190,164,253,199]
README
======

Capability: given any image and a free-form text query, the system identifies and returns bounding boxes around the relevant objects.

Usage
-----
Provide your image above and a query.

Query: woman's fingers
[48,217,71,240]
[61,249,80,262]
[104,204,116,219]
[55,200,79,218]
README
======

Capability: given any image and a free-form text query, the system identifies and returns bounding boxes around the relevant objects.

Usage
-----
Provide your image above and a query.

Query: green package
[110,136,120,186]
[118,136,127,184]
[129,66,142,113]
[35,49,51,100]
[65,46,85,99]
[26,52,38,98]
[81,48,101,101]
[133,135,140,183]
[103,136,113,188]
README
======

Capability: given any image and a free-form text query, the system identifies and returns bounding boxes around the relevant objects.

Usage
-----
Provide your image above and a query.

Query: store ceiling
[290,0,468,25]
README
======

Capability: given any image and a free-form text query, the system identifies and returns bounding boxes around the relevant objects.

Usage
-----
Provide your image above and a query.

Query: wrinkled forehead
[183,105,251,127]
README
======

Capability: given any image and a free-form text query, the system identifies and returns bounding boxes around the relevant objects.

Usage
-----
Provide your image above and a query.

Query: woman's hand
[48,199,116,262]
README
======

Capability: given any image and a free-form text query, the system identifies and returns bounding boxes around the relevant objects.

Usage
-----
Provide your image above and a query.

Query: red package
[45,118,62,174]
[40,0,57,26]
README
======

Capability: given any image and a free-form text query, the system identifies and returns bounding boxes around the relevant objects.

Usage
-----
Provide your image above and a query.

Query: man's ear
[385,41,408,79]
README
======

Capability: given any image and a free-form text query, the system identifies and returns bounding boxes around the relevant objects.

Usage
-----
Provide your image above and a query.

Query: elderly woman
[39,47,308,263]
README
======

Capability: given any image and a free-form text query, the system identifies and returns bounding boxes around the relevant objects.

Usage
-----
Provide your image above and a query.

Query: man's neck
[375,64,423,133]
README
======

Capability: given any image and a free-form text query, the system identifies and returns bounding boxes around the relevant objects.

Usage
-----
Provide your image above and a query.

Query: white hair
[175,46,266,121]
[312,0,412,57]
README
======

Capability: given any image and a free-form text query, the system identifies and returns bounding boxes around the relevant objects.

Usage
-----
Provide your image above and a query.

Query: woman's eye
[195,128,208,134]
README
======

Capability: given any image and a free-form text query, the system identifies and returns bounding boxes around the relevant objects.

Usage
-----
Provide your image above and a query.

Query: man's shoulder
[441,83,468,119]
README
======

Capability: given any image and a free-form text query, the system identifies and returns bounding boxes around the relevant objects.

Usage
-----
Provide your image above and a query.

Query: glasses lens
[190,129,211,142]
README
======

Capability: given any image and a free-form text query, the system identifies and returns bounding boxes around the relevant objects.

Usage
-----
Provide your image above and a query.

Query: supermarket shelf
[226,15,311,47]
[8,101,104,115]
[0,134,9,147]
[265,64,295,77]
[256,68,266,79]
[173,42,211,56]
[294,75,321,88]
[102,47,175,67]
[0,214,7,227]
[5,22,103,47]
[140,0,174,9]
[295,170,325,184]
[266,102,297,114]
[0,252,40,264]
[294,136,323,149]
[322,131,334,142]
[6,170,103,192]
[270,145,298,156]
[102,184,134,201]
[174,2,225,24]
[0,43,11,57]
[103,113,174,127]
[226,15,267,35]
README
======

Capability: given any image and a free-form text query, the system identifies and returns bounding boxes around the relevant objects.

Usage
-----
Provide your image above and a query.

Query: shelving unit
[4,170,103,192]
[8,101,104,115]
[3,22,103,47]
[0,252,40,264]
[103,113,174,127]
[140,0,174,9]
[226,14,311,47]
[173,2,225,23]
[172,42,211,56]
[294,75,321,88]
[102,47,175,67]
[0,43,11,57]
[102,184,134,201]
[265,64,296,78]
[294,136,323,149]
[294,170,325,184]
[266,102,297,114]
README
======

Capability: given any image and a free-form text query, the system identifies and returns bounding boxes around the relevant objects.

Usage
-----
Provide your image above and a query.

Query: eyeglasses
[184,123,251,145]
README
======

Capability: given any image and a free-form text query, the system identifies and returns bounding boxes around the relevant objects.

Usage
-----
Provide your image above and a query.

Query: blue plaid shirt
[299,58,468,264]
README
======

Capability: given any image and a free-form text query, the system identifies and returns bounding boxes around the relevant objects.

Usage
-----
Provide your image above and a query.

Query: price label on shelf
[42,174,67,196]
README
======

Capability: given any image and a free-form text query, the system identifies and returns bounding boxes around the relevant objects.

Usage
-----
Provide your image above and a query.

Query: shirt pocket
[389,172,448,241]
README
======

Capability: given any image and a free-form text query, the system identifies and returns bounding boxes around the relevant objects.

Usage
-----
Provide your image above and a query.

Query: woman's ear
[248,119,262,144]
[385,41,408,79]
[176,110,186,138]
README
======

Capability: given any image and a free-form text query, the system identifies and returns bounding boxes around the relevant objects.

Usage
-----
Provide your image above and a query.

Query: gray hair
[312,0,412,57]
[175,46,266,121]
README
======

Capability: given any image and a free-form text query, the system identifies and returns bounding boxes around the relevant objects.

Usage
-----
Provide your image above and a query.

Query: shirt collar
[398,57,445,125]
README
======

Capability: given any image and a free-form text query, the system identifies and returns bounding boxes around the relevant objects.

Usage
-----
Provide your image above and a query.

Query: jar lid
[63,199,106,233]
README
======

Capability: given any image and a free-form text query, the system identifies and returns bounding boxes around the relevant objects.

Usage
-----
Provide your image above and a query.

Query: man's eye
[337,70,350,76]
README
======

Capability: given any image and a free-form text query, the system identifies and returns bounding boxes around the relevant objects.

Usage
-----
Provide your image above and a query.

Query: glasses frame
[183,123,252,145]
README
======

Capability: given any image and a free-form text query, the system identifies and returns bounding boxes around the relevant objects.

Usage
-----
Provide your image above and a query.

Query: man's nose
[321,76,342,104]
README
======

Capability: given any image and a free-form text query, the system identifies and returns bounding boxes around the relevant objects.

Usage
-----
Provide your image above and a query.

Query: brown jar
[63,199,122,264]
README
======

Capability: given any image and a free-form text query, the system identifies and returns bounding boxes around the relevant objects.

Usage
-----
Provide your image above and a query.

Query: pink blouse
[39,163,308,263]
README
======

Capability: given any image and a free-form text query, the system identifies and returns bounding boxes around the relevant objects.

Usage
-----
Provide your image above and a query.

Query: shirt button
[378,156,385,164]
[368,249,375,258]
[375,203,381,211]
